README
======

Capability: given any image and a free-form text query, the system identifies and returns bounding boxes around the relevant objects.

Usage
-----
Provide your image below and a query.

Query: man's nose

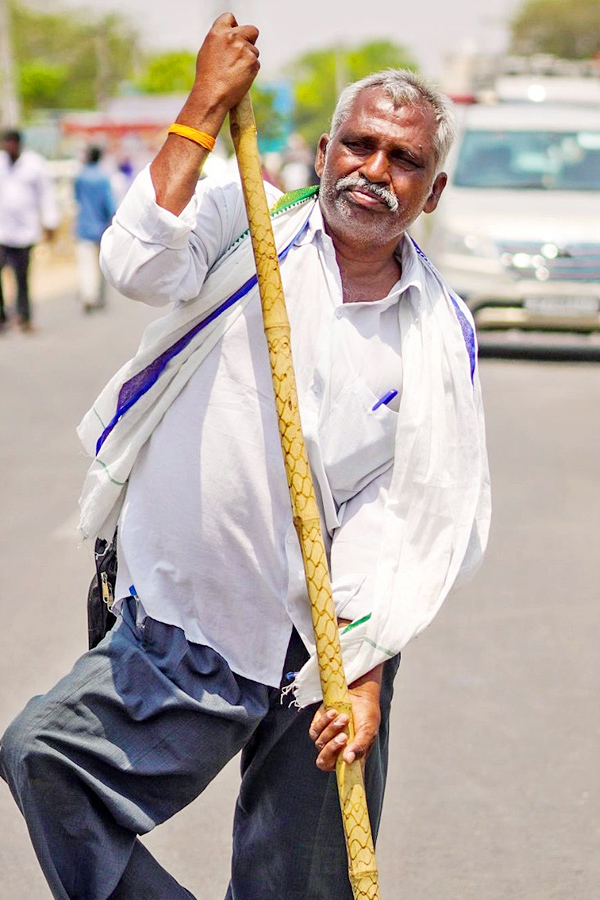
[359,150,391,184]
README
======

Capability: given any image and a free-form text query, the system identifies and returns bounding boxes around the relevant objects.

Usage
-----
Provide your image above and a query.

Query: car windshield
[453,129,600,190]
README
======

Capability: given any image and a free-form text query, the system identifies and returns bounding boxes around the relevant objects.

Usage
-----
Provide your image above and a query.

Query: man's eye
[396,152,422,167]
[344,141,369,153]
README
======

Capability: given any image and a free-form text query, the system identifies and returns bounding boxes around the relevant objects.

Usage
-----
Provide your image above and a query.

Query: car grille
[497,241,600,282]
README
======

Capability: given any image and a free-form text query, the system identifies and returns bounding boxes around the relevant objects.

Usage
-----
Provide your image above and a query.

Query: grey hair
[329,69,456,169]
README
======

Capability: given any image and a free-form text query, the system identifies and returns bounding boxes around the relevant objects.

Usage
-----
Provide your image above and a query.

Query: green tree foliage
[287,41,419,147]
[136,51,196,94]
[510,0,600,59]
[19,62,68,110]
[10,1,138,114]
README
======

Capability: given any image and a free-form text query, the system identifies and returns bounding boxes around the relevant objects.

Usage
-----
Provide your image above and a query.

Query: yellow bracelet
[167,123,216,152]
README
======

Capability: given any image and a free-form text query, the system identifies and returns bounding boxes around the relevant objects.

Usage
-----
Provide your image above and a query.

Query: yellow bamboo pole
[230,93,381,900]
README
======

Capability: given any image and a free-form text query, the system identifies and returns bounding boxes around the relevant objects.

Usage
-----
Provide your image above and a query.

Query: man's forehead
[344,87,434,128]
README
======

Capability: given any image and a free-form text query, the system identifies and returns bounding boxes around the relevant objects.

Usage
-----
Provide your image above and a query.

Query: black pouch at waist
[87,533,118,649]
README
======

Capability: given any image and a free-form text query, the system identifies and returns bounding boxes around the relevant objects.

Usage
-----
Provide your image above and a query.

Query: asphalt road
[1,277,598,900]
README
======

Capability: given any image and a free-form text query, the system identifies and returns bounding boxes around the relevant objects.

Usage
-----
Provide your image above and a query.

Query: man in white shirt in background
[0,13,490,900]
[0,129,61,332]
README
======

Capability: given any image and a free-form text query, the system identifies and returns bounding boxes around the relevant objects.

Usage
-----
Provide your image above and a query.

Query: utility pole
[0,0,20,128]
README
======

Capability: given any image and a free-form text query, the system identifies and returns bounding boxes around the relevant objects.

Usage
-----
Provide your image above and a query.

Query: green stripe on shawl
[270,184,319,215]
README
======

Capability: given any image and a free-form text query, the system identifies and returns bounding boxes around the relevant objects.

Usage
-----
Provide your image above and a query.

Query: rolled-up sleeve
[99,167,249,307]
[330,465,393,623]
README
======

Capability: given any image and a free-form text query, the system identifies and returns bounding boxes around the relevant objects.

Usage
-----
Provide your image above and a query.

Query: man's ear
[423,172,447,214]
[314,134,330,179]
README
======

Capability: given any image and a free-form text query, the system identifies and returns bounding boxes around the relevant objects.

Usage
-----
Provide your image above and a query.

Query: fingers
[205,18,260,68]
[194,14,260,110]
[309,705,350,772]
[213,12,259,51]
[342,737,368,767]
[214,11,237,27]
[308,688,382,772]
[309,706,349,745]
[235,24,260,52]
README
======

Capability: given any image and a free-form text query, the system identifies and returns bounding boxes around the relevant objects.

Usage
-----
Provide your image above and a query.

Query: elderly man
[0,13,490,900]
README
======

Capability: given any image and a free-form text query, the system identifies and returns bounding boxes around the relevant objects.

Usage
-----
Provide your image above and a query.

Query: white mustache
[335,175,399,212]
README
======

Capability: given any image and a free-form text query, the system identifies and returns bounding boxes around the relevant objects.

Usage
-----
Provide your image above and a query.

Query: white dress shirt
[0,149,60,247]
[102,171,426,686]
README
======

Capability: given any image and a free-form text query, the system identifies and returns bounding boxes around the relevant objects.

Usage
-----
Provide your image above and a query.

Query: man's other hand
[308,664,383,772]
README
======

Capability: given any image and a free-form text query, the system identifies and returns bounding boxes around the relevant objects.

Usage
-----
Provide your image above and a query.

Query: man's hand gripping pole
[230,93,382,900]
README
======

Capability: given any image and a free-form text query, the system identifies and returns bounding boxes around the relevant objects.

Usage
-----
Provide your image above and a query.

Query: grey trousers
[0,597,400,900]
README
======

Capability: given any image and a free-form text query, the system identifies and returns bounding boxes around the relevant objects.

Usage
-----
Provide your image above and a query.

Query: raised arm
[150,12,260,215]
[100,13,261,306]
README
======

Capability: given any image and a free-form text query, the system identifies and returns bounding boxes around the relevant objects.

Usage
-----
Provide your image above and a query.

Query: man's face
[315,87,447,249]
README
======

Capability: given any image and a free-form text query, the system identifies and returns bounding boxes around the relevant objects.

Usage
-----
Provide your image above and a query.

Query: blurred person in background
[260,150,284,188]
[0,13,490,900]
[74,146,116,313]
[0,129,60,333]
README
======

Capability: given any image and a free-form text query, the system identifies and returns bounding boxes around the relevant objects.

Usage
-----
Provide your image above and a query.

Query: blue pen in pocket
[372,389,398,411]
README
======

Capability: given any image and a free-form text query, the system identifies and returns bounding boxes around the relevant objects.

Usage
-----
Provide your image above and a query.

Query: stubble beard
[320,173,404,246]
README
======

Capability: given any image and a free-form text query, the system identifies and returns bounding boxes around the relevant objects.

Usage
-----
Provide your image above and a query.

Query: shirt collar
[296,196,326,245]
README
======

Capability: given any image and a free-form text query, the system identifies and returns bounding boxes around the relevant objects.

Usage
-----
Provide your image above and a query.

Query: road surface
[1,272,598,899]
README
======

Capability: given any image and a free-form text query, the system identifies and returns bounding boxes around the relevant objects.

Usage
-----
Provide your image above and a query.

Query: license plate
[524,296,600,316]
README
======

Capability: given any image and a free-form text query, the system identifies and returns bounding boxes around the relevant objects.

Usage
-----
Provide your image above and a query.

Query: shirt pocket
[318,374,398,505]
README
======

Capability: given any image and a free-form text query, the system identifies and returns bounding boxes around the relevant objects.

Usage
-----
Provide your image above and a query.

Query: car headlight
[440,229,498,258]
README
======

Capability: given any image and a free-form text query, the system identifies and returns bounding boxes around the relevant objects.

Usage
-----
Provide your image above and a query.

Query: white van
[416,101,600,338]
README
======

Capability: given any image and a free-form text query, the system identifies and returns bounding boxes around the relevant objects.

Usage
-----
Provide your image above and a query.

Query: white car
[416,101,600,341]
